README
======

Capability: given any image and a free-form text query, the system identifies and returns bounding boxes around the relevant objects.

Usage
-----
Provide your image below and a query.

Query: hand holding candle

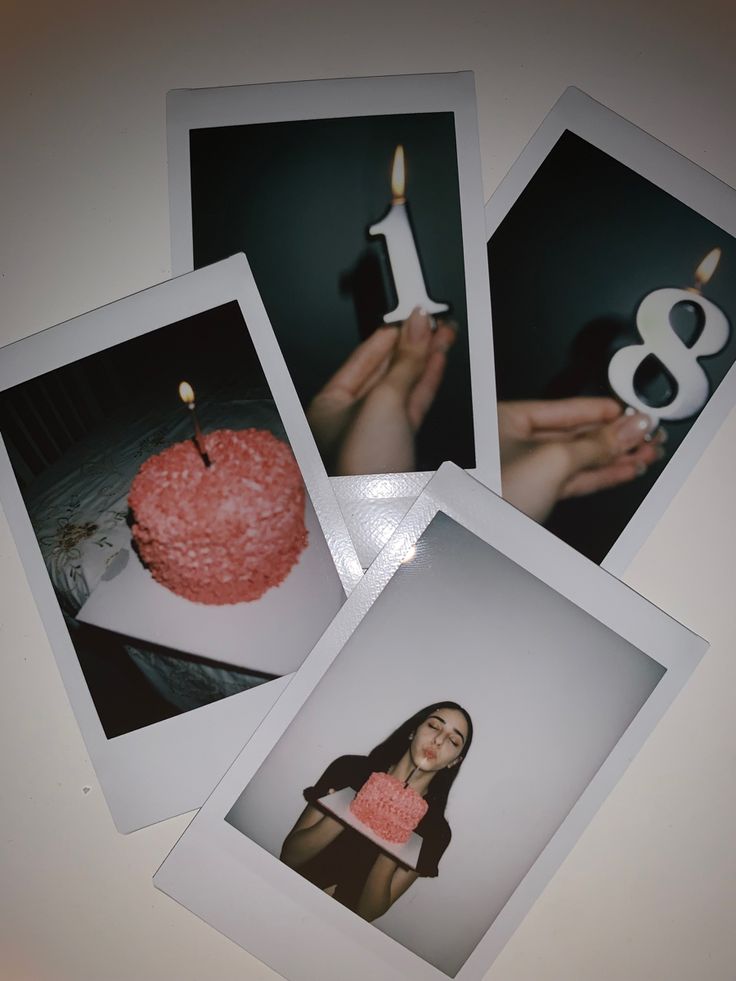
[498,398,665,523]
[178,380,211,467]
[608,248,730,428]
[307,308,457,475]
[369,145,449,324]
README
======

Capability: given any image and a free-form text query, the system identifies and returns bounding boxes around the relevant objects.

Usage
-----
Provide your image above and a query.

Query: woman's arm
[356,853,419,922]
[279,802,345,869]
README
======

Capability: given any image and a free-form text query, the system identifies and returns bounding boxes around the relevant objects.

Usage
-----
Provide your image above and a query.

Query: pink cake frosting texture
[129,428,308,605]
[349,771,428,844]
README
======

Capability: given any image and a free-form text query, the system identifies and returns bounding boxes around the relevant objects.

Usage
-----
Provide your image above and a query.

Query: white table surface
[1,2,735,980]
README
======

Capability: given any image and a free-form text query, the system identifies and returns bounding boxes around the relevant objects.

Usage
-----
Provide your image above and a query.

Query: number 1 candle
[369,145,449,324]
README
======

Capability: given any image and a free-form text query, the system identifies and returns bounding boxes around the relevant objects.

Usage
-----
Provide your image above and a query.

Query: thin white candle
[369,145,449,324]
[178,380,211,467]
[607,249,729,428]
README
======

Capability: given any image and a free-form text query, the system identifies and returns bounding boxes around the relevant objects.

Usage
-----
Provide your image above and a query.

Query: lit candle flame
[391,145,406,202]
[694,247,721,288]
[178,380,195,406]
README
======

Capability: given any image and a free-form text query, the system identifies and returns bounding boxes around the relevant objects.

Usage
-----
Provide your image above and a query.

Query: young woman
[280,701,473,921]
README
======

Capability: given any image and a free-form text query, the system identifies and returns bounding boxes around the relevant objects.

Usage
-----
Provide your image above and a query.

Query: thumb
[566,410,654,472]
[381,307,433,398]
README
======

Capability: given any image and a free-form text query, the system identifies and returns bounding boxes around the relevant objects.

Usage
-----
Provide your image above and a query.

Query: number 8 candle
[369,145,449,324]
[608,248,730,428]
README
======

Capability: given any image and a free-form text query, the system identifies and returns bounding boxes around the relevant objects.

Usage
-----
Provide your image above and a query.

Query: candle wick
[188,402,211,468]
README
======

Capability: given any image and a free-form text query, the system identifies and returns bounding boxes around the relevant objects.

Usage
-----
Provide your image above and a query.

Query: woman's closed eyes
[427,717,463,748]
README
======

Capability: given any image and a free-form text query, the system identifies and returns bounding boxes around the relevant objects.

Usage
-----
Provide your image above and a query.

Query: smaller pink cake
[349,772,428,844]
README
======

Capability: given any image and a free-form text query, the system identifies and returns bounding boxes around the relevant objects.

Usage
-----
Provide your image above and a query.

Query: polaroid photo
[167,71,499,566]
[154,461,706,981]
[486,86,736,576]
[0,253,362,832]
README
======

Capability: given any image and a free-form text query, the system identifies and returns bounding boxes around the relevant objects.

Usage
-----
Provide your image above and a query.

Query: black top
[295,755,451,913]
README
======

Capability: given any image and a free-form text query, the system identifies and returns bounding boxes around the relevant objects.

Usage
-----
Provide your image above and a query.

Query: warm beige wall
[1,2,734,978]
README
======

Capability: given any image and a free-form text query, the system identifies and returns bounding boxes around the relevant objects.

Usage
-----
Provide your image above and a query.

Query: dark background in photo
[0,303,270,486]
[0,303,278,737]
[488,130,736,563]
[189,111,475,474]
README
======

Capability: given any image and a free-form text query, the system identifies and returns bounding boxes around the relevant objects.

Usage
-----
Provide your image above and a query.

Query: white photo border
[167,72,500,564]
[154,461,706,981]
[0,253,362,832]
[485,85,736,577]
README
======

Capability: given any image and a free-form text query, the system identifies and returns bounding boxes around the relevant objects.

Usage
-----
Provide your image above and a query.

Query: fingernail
[656,427,668,445]
[435,324,458,348]
[635,462,647,476]
[655,446,666,461]
[624,406,636,416]
[616,412,653,446]
[408,308,429,341]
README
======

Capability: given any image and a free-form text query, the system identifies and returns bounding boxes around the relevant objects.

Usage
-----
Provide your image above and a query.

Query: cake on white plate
[128,428,307,605]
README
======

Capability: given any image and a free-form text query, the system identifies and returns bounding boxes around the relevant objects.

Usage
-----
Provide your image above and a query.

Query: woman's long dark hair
[366,701,473,815]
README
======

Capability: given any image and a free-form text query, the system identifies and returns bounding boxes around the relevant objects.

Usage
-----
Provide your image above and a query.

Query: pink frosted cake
[349,772,428,844]
[129,428,308,605]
